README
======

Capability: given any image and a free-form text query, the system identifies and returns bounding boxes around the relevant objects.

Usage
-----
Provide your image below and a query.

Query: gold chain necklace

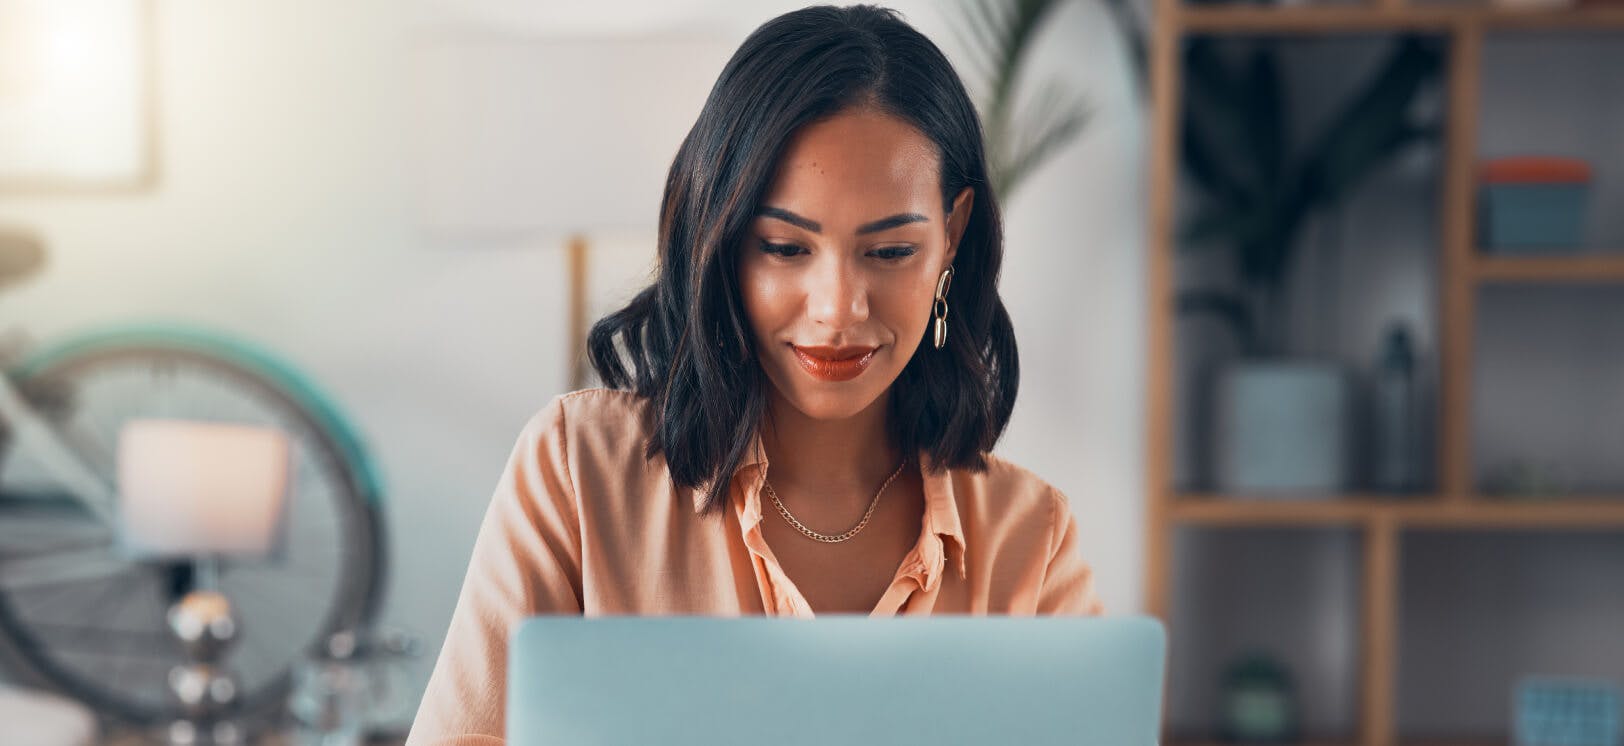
[763,458,908,544]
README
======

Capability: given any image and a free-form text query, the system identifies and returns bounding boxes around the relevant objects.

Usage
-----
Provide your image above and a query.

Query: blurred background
[0,0,1618,744]
[0,0,1142,743]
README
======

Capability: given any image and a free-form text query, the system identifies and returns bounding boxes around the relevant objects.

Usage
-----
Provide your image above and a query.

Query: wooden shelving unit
[1180,4,1624,32]
[1142,1,1623,744]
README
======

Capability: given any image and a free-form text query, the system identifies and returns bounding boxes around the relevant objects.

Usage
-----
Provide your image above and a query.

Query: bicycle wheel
[0,324,386,726]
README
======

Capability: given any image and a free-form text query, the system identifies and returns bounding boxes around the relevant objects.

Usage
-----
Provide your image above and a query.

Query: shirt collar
[691,429,968,582]
[918,450,968,581]
[689,428,769,513]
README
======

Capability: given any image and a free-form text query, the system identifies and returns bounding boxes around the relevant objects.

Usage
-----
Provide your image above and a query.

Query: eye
[758,240,806,258]
[868,245,917,262]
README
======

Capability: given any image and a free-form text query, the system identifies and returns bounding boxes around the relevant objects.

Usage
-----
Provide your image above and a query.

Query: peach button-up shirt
[407,388,1104,746]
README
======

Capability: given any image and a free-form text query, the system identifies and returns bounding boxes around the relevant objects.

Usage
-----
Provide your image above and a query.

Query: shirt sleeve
[406,397,585,746]
[1035,489,1106,616]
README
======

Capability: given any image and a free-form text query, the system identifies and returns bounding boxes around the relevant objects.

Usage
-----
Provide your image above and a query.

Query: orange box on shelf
[1480,156,1592,185]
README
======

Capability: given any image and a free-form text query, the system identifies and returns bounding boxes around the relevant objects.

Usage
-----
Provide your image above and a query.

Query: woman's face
[738,107,973,422]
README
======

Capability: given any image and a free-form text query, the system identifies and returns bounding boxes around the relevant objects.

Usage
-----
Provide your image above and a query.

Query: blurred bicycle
[0,225,387,728]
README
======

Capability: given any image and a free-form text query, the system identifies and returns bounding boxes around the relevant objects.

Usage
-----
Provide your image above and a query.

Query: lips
[790,344,878,382]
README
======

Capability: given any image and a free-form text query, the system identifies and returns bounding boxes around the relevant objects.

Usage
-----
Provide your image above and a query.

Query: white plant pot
[1213,360,1352,496]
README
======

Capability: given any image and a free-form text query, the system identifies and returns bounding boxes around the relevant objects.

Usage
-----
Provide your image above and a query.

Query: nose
[804,254,868,332]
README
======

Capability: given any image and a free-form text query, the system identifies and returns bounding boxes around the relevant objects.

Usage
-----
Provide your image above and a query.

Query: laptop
[508,615,1166,745]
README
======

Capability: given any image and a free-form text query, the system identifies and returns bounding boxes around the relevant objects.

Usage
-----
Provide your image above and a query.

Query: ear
[944,186,974,268]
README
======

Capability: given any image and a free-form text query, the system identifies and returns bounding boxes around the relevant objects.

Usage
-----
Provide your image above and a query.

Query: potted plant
[1177,37,1441,494]
[1090,7,1443,493]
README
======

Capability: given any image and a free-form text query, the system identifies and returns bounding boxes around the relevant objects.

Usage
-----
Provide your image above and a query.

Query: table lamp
[117,419,291,746]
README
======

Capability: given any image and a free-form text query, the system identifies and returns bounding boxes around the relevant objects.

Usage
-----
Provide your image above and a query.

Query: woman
[408,5,1103,743]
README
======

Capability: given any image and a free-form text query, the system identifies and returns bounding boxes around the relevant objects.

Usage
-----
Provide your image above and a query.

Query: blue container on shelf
[1514,676,1621,746]
[1479,157,1592,254]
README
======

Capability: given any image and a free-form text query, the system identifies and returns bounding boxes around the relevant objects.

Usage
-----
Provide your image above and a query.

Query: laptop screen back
[508,615,1166,746]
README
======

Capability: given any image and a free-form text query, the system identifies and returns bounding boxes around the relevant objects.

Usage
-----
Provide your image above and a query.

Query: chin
[762,359,895,421]
[782,386,886,421]
[759,344,906,421]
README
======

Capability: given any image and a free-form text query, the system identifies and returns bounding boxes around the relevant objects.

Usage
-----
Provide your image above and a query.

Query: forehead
[762,108,942,219]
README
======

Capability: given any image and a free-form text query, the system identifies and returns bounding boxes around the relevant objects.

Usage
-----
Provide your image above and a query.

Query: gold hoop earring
[932,266,953,350]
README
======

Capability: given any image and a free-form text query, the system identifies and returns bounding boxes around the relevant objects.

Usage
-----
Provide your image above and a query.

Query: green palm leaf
[950,0,1092,201]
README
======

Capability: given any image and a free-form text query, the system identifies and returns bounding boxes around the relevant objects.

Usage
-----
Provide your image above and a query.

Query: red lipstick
[791,345,877,382]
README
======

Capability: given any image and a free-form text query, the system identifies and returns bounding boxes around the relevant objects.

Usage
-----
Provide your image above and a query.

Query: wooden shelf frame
[1169,495,1624,528]
[1170,737,1509,745]
[1442,22,1482,504]
[1473,254,1624,282]
[1178,4,1624,34]
[1169,740,1507,746]
[1143,2,1623,745]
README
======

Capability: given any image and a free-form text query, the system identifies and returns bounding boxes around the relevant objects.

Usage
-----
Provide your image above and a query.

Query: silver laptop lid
[508,615,1165,746]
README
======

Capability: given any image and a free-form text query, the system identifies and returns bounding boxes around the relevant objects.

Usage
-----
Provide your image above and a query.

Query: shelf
[1165,738,1506,746]
[1400,498,1624,527]
[1170,494,1624,527]
[1167,527,1365,740]
[1167,741,1358,746]
[1168,733,1506,744]
[1178,4,1624,33]
[1473,254,1624,282]
[1400,532,1624,739]
[1171,494,1424,525]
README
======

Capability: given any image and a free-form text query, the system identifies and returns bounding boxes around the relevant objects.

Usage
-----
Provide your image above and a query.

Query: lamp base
[166,589,244,746]
[166,718,245,746]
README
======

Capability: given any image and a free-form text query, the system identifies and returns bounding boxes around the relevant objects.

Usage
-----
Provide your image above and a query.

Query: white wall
[0,0,1146,721]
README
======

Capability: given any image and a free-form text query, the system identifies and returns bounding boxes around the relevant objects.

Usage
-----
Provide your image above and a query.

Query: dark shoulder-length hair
[587,4,1018,514]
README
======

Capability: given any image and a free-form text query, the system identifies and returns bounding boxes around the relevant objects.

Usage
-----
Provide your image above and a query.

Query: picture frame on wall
[0,0,157,191]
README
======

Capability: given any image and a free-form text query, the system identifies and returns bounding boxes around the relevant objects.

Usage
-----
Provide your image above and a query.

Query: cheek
[738,261,788,337]
[879,272,939,336]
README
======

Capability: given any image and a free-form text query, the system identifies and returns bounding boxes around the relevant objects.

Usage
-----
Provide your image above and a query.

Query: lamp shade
[116,419,291,558]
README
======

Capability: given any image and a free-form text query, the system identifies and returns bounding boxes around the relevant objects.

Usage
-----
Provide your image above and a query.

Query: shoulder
[958,452,1069,514]
[519,388,665,474]
[554,387,656,429]
[523,387,657,444]
[945,452,1074,545]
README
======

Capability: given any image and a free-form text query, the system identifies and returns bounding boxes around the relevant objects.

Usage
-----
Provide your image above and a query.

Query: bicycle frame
[0,364,128,592]
[0,322,386,593]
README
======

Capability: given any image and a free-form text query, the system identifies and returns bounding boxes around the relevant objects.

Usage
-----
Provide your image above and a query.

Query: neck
[758,387,903,505]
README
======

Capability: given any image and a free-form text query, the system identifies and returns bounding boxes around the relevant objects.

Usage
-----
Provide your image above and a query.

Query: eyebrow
[757,206,929,236]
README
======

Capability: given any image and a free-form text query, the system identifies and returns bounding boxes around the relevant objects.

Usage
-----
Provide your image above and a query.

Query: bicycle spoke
[28,624,175,657]
[218,588,316,690]
[0,342,378,724]
[0,535,116,563]
[0,548,135,591]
